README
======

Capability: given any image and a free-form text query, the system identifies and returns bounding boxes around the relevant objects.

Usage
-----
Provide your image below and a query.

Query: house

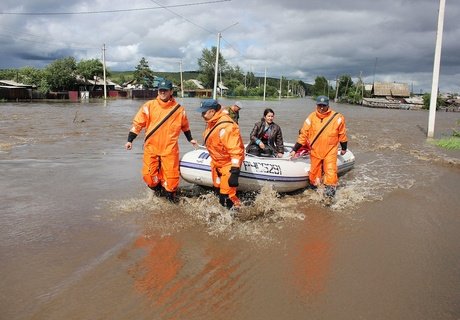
[76,75,119,91]
[183,79,212,98]
[0,80,34,101]
[372,82,410,98]
[217,81,228,95]
[362,82,415,109]
[404,96,424,106]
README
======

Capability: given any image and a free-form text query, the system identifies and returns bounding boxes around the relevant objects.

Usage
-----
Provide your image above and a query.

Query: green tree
[197,47,229,88]
[76,59,104,87]
[133,57,155,88]
[233,84,247,96]
[312,76,329,97]
[0,69,17,81]
[43,57,78,91]
[422,93,445,110]
[17,66,43,87]
[245,71,256,89]
[337,74,353,99]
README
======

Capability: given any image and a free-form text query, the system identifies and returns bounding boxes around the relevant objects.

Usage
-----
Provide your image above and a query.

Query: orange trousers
[211,163,240,206]
[141,145,180,192]
[309,151,338,187]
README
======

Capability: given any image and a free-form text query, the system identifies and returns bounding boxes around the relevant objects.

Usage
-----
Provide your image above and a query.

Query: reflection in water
[289,213,333,297]
[128,234,246,319]
[2,101,459,319]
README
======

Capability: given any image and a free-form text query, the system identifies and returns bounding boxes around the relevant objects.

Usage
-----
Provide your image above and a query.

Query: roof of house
[218,81,228,90]
[404,97,424,104]
[0,80,34,88]
[373,82,410,97]
[187,79,205,89]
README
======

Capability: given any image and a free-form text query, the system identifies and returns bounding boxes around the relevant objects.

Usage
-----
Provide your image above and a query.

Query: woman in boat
[246,108,285,157]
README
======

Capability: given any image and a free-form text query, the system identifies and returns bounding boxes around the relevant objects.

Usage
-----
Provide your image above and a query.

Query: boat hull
[180,144,355,193]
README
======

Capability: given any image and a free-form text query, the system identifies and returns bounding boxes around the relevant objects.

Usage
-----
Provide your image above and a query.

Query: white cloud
[0,0,458,92]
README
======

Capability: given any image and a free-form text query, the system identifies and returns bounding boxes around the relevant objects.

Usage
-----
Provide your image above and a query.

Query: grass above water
[432,137,460,150]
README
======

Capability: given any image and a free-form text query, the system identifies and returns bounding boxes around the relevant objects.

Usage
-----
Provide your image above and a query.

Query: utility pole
[220,68,223,97]
[213,22,238,100]
[179,60,184,98]
[334,76,340,102]
[102,43,107,100]
[263,68,267,101]
[428,0,446,138]
[212,33,221,100]
[279,76,282,101]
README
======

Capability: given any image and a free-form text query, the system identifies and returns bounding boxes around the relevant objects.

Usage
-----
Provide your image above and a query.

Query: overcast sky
[1,0,459,93]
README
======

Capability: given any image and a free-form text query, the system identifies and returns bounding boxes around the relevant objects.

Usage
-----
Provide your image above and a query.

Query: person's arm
[248,122,260,144]
[274,124,285,157]
[125,103,148,150]
[183,130,198,147]
[181,110,198,147]
[125,132,138,150]
[226,126,245,187]
[289,118,310,157]
[340,141,347,155]
[337,114,348,155]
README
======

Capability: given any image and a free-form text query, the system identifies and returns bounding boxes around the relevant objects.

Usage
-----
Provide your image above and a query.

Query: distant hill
[109,70,313,94]
[109,70,200,85]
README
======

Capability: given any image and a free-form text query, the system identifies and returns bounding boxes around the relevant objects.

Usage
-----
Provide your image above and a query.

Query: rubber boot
[149,184,165,197]
[219,193,234,209]
[165,191,178,204]
[324,185,336,198]
[307,181,318,190]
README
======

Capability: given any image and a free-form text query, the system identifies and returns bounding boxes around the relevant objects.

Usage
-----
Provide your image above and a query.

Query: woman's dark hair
[263,108,275,116]
[261,108,275,121]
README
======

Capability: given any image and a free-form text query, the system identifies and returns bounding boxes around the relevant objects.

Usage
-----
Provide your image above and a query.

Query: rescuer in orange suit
[289,96,348,198]
[197,99,245,209]
[125,79,197,202]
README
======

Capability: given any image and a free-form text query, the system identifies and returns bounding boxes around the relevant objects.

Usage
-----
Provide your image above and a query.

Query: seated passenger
[246,108,285,157]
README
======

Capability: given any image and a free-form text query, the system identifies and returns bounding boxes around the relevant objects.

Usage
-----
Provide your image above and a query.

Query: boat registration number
[243,161,282,175]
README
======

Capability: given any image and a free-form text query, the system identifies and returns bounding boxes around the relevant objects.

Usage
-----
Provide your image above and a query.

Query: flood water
[1,98,459,320]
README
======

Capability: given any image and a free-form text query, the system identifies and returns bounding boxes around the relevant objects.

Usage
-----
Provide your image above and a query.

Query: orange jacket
[297,108,347,159]
[130,97,191,156]
[203,110,245,168]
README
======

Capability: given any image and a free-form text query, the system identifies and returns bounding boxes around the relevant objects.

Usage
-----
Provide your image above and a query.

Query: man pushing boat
[197,99,245,209]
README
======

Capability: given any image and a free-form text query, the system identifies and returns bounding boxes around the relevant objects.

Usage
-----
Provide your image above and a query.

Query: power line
[148,0,214,34]
[0,0,230,16]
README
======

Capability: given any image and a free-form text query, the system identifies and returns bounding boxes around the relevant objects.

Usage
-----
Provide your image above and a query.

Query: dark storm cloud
[0,0,458,92]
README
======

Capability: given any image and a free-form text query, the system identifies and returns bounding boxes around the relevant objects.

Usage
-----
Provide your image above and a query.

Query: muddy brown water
[1,98,459,320]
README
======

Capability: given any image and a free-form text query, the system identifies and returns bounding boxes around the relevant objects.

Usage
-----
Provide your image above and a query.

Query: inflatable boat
[179,143,355,193]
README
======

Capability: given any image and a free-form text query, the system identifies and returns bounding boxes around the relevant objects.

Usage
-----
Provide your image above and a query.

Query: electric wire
[0,0,231,16]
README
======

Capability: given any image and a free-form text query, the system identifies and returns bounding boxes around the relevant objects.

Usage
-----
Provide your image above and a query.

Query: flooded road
[1,98,459,319]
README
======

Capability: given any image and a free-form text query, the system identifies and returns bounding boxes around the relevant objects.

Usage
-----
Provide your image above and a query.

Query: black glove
[228,167,240,187]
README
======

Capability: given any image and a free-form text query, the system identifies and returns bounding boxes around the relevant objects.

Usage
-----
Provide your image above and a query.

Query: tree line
[0,47,367,101]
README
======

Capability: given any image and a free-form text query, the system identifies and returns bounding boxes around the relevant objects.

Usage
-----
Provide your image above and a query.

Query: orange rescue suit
[296,108,347,187]
[203,110,245,205]
[129,97,191,192]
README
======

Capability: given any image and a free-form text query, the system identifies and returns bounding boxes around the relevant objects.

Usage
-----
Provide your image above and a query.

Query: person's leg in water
[159,154,181,203]
[219,165,241,209]
[142,151,165,195]
[323,152,339,199]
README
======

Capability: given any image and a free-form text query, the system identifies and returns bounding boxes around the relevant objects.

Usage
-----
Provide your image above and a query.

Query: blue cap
[196,99,220,112]
[316,95,329,106]
[158,79,173,90]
